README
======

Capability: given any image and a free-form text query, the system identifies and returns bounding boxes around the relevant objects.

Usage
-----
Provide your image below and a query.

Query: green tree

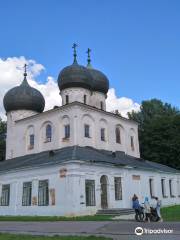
[128,99,180,169]
[0,118,6,161]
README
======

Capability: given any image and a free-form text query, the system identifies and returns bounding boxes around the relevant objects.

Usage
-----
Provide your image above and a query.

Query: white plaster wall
[90,91,106,110]
[61,87,106,110]
[61,88,91,105]
[6,110,38,160]
[0,162,179,216]
[6,103,140,159]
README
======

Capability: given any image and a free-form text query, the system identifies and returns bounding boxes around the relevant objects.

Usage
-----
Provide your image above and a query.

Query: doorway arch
[100,175,108,209]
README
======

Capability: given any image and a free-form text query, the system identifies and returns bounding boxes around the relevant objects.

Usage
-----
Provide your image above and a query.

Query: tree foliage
[128,99,180,169]
[0,118,6,161]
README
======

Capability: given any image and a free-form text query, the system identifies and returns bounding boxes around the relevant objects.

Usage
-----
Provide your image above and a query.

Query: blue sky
[0,0,180,107]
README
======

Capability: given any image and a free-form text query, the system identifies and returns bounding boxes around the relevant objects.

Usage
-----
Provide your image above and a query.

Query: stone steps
[96,208,134,216]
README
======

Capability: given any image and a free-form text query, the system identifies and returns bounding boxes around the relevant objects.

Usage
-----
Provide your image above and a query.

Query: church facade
[0,46,180,216]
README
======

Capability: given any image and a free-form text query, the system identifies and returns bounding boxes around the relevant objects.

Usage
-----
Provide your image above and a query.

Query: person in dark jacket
[132,194,141,213]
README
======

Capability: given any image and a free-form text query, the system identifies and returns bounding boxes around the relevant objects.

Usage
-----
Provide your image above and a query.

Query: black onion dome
[58,62,93,91]
[87,68,109,94]
[3,75,45,113]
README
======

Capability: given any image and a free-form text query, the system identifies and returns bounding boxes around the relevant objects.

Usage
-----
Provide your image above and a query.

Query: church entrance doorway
[100,175,108,209]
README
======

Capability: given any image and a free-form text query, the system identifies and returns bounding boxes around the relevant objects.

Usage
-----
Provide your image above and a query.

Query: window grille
[38,180,49,206]
[0,184,10,206]
[22,182,32,206]
[85,180,96,206]
[114,177,122,200]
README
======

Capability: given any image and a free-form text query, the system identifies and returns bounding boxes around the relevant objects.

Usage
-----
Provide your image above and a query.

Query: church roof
[0,146,179,174]
[3,66,45,113]
[57,45,109,94]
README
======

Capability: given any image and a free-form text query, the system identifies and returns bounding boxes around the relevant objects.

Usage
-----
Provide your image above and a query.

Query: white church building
[1,46,180,216]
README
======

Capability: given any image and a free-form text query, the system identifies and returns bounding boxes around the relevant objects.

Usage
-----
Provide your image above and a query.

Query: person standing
[155,197,163,222]
[132,194,141,212]
[144,197,151,222]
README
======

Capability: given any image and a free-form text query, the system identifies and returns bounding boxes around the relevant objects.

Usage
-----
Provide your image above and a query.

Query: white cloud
[0,57,140,121]
[0,57,61,120]
[106,88,140,117]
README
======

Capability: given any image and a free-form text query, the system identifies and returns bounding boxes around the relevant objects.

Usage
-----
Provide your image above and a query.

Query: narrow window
[29,134,34,149]
[149,179,154,198]
[169,180,174,197]
[115,127,121,144]
[46,124,52,142]
[85,180,96,206]
[65,95,69,104]
[84,124,90,138]
[114,177,122,200]
[22,182,32,206]
[38,180,49,206]
[0,184,10,206]
[101,128,105,141]
[84,95,87,104]
[177,180,180,197]
[130,136,135,151]
[64,124,70,139]
[100,101,103,110]
[161,179,166,198]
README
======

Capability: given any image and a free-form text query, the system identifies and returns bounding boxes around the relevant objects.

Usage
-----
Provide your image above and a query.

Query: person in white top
[155,196,163,222]
[144,197,151,222]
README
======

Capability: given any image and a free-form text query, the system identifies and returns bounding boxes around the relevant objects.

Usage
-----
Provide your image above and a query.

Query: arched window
[84,95,87,104]
[64,124,70,139]
[115,127,121,144]
[101,128,105,141]
[130,136,134,151]
[84,124,90,138]
[100,101,103,110]
[65,95,69,104]
[46,124,52,142]
[27,126,35,150]
[29,134,34,149]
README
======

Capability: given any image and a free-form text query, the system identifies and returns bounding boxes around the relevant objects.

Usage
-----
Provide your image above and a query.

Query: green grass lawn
[0,215,113,222]
[0,205,179,222]
[0,234,112,240]
[161,205,180,221]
